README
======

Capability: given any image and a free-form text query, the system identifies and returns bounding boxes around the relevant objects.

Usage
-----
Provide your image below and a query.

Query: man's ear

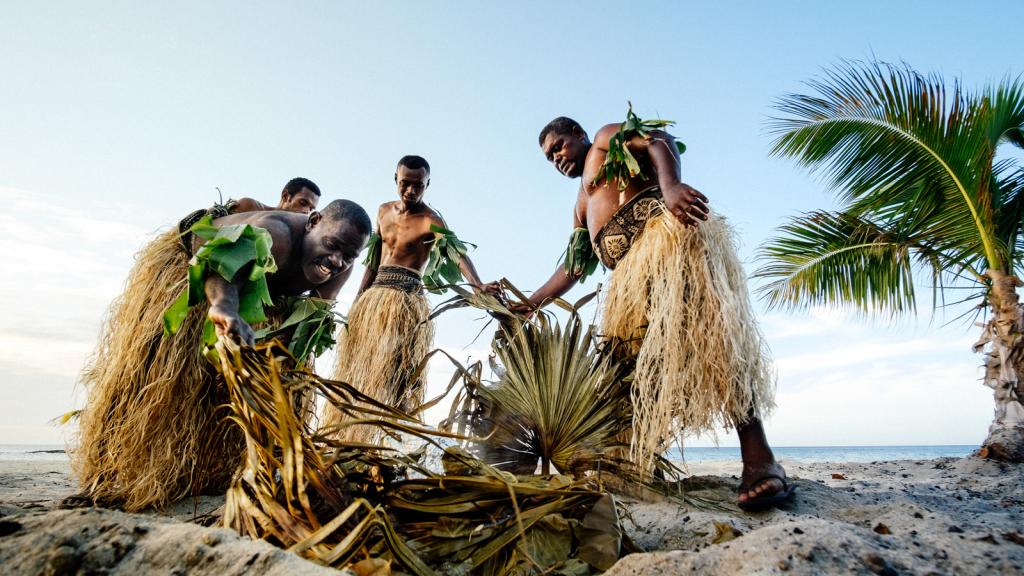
[394,172,399,183]
[306,211,322,231]
[425,177,430,189]
[571,125,587,142]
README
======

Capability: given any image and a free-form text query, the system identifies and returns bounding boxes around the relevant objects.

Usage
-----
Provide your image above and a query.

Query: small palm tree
[755,60,1024,461]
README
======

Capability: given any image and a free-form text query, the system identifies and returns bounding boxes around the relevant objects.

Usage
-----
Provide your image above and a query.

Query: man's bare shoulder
[592,123,623,149]
[233,197,270,213]
[424,205,445,226]
[215,210,296,235]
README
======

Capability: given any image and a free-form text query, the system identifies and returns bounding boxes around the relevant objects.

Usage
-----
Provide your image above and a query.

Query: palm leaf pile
[214,338,630,575]
[594,101,687,191]
[434,283,724,508]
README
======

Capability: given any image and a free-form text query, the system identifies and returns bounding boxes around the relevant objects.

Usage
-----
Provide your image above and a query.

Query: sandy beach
[1,455,1022,575]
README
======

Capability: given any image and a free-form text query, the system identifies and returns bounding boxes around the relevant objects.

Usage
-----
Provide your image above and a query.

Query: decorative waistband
[177,200,237,256]
[373,265,424,293]
[592,186,664,269]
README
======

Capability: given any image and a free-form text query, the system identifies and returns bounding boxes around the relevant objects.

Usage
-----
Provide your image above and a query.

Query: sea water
[0,444,979,463]
[0,444,68,461]
[668,445,977,463]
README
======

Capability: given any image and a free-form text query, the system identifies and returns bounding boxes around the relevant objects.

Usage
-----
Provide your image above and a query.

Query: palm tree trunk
[975,269,1024,462]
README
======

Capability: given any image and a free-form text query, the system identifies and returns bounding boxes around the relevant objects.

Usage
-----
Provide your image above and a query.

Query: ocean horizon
[1,443,979,464]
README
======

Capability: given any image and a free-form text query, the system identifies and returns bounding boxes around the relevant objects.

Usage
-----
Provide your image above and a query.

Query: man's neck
[398,200,426,214]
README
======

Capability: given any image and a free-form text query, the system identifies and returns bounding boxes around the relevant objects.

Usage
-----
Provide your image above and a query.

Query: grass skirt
[73,229,243,511]
[601,212,775,469]
[322,284,433,442]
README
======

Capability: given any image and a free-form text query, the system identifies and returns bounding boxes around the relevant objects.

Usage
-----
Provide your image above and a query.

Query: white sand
[1,456,1022,574]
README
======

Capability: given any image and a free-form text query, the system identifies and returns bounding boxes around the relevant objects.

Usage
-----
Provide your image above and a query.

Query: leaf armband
[561,227,600,282]
[362,232,382,269]
[254,296,340,365]
[422,224,476,293]
[162,215,278,344]
[593,101,687,191]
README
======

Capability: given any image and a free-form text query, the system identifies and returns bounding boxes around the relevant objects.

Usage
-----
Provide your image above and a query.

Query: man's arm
[232,197,272,213]
[593,124,709,227]
[524,187,588,309]
[432,213,500,295]
[314,266,355,300]
[200,214,293,346]
[205,274,256,345]
[356,216,384,297]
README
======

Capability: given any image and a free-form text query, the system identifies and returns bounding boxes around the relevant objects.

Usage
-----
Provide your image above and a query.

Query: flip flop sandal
[737,474,796,512]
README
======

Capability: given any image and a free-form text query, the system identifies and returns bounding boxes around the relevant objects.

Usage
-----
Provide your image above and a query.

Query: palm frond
[769,59,1002,269]
[754,210,946,315]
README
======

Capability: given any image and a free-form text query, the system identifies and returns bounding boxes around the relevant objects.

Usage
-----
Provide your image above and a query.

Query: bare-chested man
[322,155,495,439]
[233,176,322,214]
[523,116,792,511]
[74,199,370,511]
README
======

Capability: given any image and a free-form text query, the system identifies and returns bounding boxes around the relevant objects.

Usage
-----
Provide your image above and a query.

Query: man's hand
[662,181,709,227]
[208,305,256,346]
[474,281,504,298]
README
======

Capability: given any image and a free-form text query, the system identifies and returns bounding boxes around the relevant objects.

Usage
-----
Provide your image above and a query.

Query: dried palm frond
[216,339,626,575]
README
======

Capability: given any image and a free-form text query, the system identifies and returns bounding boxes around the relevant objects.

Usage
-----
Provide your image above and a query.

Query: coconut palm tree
[755,60,1024,461]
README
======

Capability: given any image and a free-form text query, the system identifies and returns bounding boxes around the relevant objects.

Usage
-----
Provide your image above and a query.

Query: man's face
[395,166,429,205]
[301,214,367,285]
[279,187,319,214]
[541,130,587,179]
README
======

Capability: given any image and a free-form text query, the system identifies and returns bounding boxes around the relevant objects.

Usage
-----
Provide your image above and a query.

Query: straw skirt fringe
[73,229,244,511]
[601,212,775,469]
[322,285,433,442]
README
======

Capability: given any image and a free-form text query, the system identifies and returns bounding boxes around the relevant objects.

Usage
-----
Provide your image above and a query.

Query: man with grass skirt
[520,113,794,511]
[72,199,371,511]
[321,155,498,443]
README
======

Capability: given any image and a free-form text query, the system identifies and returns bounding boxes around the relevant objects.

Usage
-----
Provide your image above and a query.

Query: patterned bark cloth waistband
[372,265,424,293]
[592,187,664,269]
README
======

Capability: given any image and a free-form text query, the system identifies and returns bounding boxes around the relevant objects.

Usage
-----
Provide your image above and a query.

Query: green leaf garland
[422,224,476,293]
[593,102,686,191]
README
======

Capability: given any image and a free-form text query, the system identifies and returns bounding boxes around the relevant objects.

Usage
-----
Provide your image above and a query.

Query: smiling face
[300,213,367,285]
[541,129,589,179]
[395,165,429,206]
[279,187,319,214]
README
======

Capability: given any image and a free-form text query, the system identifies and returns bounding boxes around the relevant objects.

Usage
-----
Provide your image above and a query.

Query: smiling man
[72,199,371,511]
[321,155,496,442]
[523,115,792,511]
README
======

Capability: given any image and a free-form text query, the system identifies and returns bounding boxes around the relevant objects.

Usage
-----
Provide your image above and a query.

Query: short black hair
[396,155,430,174]
[320,199,372,235]
[538,117,585,147]
[284,177,321,197]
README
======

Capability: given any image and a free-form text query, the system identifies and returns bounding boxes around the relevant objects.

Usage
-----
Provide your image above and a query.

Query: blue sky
[1,1,1021,446]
